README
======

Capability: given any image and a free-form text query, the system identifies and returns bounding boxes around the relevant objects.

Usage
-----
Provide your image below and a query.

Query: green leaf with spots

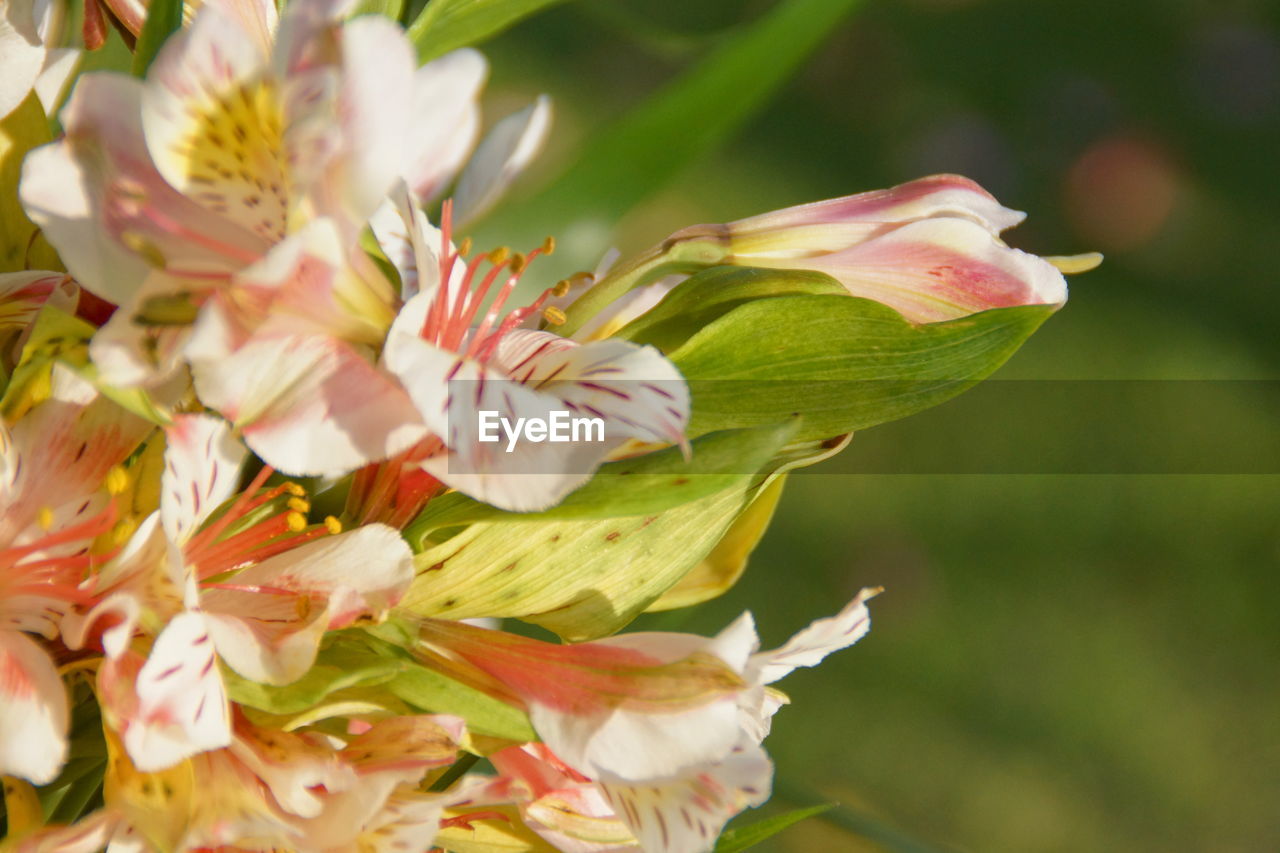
[612,265,847,353]
[399,428,844,641]
[670,295,1058,441]
[408,0,577,62]
[714,804,834,852]
[403,419,801,548]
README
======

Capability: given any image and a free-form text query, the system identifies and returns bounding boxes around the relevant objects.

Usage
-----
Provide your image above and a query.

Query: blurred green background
[472,0,1280,850]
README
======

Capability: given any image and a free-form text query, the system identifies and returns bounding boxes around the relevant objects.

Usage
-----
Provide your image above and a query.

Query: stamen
[324,516,342,534]
[542,306,567,326]
[105,466,130,496]
[185,465,275,554]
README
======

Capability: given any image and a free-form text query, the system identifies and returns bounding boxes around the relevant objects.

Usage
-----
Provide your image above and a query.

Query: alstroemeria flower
[374,199,689,512]
[665,174,1083,323]
[68,413,414,771]
[0,365,149,784]
[20,0,549,380]
[422,590,876,853]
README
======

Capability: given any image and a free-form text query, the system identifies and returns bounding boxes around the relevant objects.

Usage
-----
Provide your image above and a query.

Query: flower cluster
[0,0,1092,850]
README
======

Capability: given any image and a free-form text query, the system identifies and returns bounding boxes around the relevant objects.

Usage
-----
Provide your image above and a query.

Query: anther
[541,236,556,255]
[508,253,527,274]
[285,512,307,533]
[324,516,343,534]
[37,507,54,531]
[284,482,306,497]
[488,247,510,267]
[110,518,137,547]
[543,306,567,326]
[552,279,571,298]
[286,497,310,513]
[458,237,473,257]
[106,466,130,496]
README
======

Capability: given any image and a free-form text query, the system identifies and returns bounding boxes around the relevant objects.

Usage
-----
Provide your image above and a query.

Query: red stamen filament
[184,466,275,555]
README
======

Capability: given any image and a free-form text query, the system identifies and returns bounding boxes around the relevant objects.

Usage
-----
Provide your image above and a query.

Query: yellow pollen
[541,236,556,255]
[543,306,567,326]
[286,497,310,513]
[1045,252,1104,274]
[552,279,572,297]
[110,518,137,547]
[324,516,343,534]
[487,246,509,266]
[458,237,473,257]
[37,506,54,531]
[106,466,130,496]
[508,252,527,274]
[285,512,307,533]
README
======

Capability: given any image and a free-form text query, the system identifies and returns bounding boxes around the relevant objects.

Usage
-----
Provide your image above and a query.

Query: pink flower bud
[672,174,1075,323]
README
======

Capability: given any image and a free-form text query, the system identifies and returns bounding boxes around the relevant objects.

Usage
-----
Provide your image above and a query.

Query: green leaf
[613,265,847,353]
[398,426,844,642]
[221,637,406,716]
[480,0,863,267]
[403,419,801,547]
[132,0,184,76]
[223,631,535,742]
[385,659,537,742]
[670,295,1058,441]
[714,804,834,852]
[408,0,577,63]
[353,0,406,22]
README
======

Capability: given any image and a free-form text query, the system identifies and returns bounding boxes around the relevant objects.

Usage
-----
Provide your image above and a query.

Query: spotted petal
[117,612,231,771]
[598,738,772,853]
[160,414,247,545]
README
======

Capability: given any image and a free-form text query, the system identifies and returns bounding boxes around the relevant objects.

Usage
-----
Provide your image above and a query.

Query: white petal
[529,699,743,784]
[211,523,413,624]
[0,0,45,119]
[403,48,487,202]
[127,612,231,771]
[452,95,552,227]
[750,587,876,685]
[160,414,246,544]
[191,333,427,477]
[0,629,68,783]
[201,597,330,686]
[34,46,79,114]
[327,14,417,222]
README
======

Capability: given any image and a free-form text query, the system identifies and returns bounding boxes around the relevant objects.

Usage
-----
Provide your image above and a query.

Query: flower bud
[670,174,1082,323]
